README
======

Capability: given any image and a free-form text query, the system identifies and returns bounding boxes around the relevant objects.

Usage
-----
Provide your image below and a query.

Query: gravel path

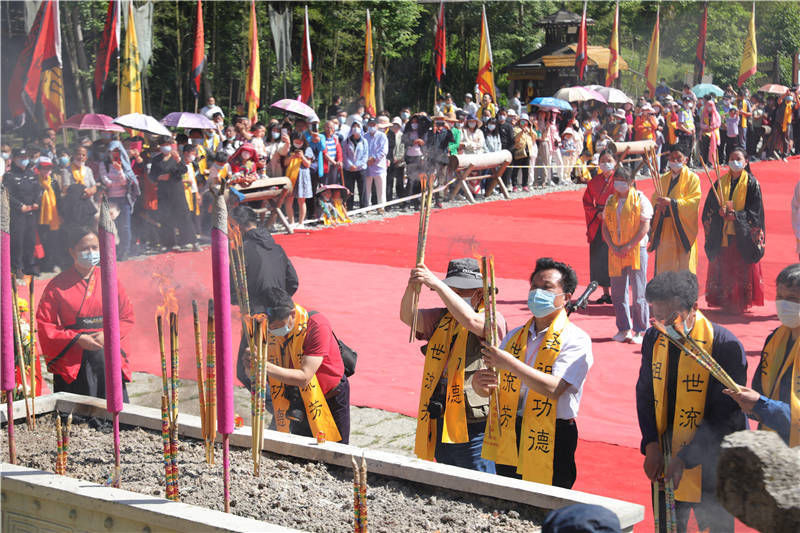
[6,416,543,532]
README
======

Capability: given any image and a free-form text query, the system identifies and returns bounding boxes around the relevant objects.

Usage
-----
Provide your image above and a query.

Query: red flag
[434,2,446,87]
[300,5,313,104]
[575,0,588,81]
[8,0,62,126]
[695,2,708,83]
[191,0,205,98]
[93,0,120,100]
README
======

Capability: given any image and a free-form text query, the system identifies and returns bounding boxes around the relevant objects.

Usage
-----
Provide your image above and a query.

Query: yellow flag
[246,0,260,122]
[645,6,660,97]
[605,0,620,87]
[737,2,757,87]
[476,5,496,103]
[119,2,142,115]
[360,9,376,116]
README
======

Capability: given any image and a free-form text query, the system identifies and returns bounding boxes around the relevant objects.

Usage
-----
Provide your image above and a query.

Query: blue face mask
[527,289,563,318]
[20,159,30,168]
[729,160,744,171]
[59,156,70,166]
[269,323,292,337]
[77,250,100,268]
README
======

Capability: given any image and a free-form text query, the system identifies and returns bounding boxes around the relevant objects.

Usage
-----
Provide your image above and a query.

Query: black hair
[213,151,229,164]
[189,128,203,137]
[615,167,632,182]
[230,205,258,227]
[599,148,617,160]
[158,135,173,145]
[212,112,223,120]
[776,264,800,290]
[530,257,578,295]
[263,287,295,321]
[175,133,188,144]
[65,225,98,249]
[645,270,698,311]
[182,144,197,153]
[290,132,307,150]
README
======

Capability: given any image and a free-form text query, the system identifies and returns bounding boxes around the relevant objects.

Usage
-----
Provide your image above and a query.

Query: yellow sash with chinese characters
[267,305,341,442]
[717,170,748,248]
[604,189,641,277]
[759,326,800,447]
[414,310,471,460]
[482,310,568,484]
[652,311,713,502]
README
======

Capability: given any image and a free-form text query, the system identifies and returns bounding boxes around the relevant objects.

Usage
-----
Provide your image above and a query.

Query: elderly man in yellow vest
[474,257,593,489]
[602,168,653,344]
[401,258,506,473]
[649,149,701,275]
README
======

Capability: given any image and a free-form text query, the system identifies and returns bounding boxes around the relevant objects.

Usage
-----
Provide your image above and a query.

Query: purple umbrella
[161,112,215,130]
[61,113,125,132]
[270,98,320,122]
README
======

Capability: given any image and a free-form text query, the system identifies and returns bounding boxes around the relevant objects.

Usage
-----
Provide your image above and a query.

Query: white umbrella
[592,87,633,105]
[553,86,607,104]
[114,113,172,136]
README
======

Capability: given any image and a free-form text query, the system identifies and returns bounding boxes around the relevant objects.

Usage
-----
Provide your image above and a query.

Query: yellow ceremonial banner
[644,7,660,98]
[476,5,496,104]
[119,2,142,115]
[360,9,376,116]
[246,0,260,123]
[738,2,757,87]
[605,0,620,87]
[40,66,65,129]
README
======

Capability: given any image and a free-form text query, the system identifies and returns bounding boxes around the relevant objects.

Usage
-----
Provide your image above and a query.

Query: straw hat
[613,109,626,119]
[375,116,392,129]
[432,111,458,123]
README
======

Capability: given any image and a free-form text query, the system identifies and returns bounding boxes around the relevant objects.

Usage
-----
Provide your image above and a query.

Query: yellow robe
[650,167,700,274]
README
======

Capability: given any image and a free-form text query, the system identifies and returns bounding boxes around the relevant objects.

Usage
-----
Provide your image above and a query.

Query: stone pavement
[126,372,416,456]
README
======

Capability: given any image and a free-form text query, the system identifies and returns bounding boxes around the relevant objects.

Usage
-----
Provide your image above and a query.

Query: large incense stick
[1,186,17,463]
[28,276,36,427]
[55,414,63,474]
[409,177,435,342]
[64,412,72,473]
[192,300,207,449]
[206,299,216,464]
[352,456,361,532]
[697,155,724,206]
[211,187,234,513]
[10,279,32,428]
[481,257,502,436]
[99,198,123,487]
[360,455,368,533]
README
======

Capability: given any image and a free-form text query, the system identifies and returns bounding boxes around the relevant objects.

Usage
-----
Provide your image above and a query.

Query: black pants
[652,486,734,533]
[343,170,364,210]
[53,349,130,402]
[10,212,37,274]
[721,135,738,162]
[511,157,530,187]
[290,376,351,444]
[158,200,195,248]
[37,224,59,271]
[675,132,693,162]
[386,163,405,203]
[589,229,611,288]
[495,418,578,489]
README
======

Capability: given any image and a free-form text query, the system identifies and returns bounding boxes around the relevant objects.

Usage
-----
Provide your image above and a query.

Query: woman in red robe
[36,226,134,399]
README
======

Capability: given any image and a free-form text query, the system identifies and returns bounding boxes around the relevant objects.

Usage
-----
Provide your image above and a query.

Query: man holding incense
[636,270,747,532]
[230,205,298,392]
[474,257,592,489]
[36,226,134,400]
[648,149,701,275]
[256,287,349,443]
[400,258,506,473]
[724,263,800,447]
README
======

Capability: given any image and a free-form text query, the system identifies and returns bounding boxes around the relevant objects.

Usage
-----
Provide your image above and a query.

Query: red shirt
[36,266,135,383]
[582,171,614,243]
[303,313,343,395]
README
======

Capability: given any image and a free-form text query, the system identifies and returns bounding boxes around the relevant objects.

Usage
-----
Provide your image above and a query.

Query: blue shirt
[342,134,368,171]
[303,131,326,178]
[364,130,388,176]
[751,395,791,444]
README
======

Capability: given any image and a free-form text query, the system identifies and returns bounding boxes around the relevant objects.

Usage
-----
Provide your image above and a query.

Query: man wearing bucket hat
[400,258,506,472]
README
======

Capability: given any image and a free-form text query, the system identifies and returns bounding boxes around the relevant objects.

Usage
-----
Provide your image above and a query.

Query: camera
[284,386,305,423]
[427,386,446,420]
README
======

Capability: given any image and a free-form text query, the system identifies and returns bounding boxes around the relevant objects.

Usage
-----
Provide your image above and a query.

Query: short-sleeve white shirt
[500,321,593,420]
[606,189,653,247]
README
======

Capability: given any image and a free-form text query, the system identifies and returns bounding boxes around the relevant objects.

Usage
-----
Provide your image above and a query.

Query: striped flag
[605,0,619,87]
[575,0,588,81]
[645,5,660,97]
[300,5,313,104]
[360,9,376,116]
[737,2,757,87]
[94,0,121,100]
[191,0,206,98]
[434,2,446,88]
[246,0,260,122]
[476,5,496,103]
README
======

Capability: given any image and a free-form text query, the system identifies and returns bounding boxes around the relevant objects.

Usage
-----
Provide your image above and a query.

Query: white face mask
[271,131,280,140]
[599,161,615,173]
[614,180,630,193]
[487,124,496,131]
[776,300,800,328]
[411,123,418,130]
[668,161,684,173]
[368,126,377,135]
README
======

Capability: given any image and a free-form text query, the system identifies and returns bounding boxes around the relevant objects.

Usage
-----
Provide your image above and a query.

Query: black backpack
[308,311,357,377]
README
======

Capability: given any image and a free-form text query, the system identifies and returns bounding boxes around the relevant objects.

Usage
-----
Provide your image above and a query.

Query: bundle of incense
[351,457,361,533]
[360,455,368,533]
[211,188,234,513]
[652,320,741,392]
[644,147,664,198]
[697,155,724,207]
[481,256,502,436]
[205,299,217,464]
[652,480,660,532]
[55,414,63,474]
[160,395,177,500]
[28,276,36,428]
[409,176,435,342]
[99,199,124,487]
[10,278,32,428]
[168,312,180,500]
[661,435,678,533]
[251,318,266,475]
[192,301,208,456]
[64,413,72,473]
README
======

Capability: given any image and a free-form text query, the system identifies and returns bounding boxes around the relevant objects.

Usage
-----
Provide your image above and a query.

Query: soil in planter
[4,416,545,532]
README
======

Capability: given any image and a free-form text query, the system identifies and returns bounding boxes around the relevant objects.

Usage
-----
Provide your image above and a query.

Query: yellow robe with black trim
[604,189,642,277]
[481,310,569,484]
[650,167,701,274]
[759,326,800,447]
[267,305,342,442]
[652,311,714,502]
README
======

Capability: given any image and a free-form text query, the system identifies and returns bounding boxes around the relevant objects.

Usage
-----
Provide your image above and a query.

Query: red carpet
[35,157,797,531]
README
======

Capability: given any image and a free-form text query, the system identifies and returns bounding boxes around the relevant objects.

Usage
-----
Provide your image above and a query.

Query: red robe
[582,171,614,243]
[36,266,134,383]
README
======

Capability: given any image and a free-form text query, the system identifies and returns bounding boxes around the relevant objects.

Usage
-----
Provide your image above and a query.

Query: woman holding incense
[701,148,765,313]
[635,270,747,532]
[473,257,593,489]
[36,225,134,400]
[400,258,506,473]
[724,263,800,447]
[581,149,617,305]
[253,287,349,443]
[648,149,701,275]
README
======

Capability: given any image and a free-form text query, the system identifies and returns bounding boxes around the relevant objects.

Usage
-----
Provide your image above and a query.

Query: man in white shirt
[463,93,479,117]
[475,257,593,489]
[601,168,653,344]
[200,96,224,120]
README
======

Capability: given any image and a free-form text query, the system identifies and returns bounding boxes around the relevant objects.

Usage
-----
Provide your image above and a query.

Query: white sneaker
[612,330,633,343]
[630,332,644,345]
